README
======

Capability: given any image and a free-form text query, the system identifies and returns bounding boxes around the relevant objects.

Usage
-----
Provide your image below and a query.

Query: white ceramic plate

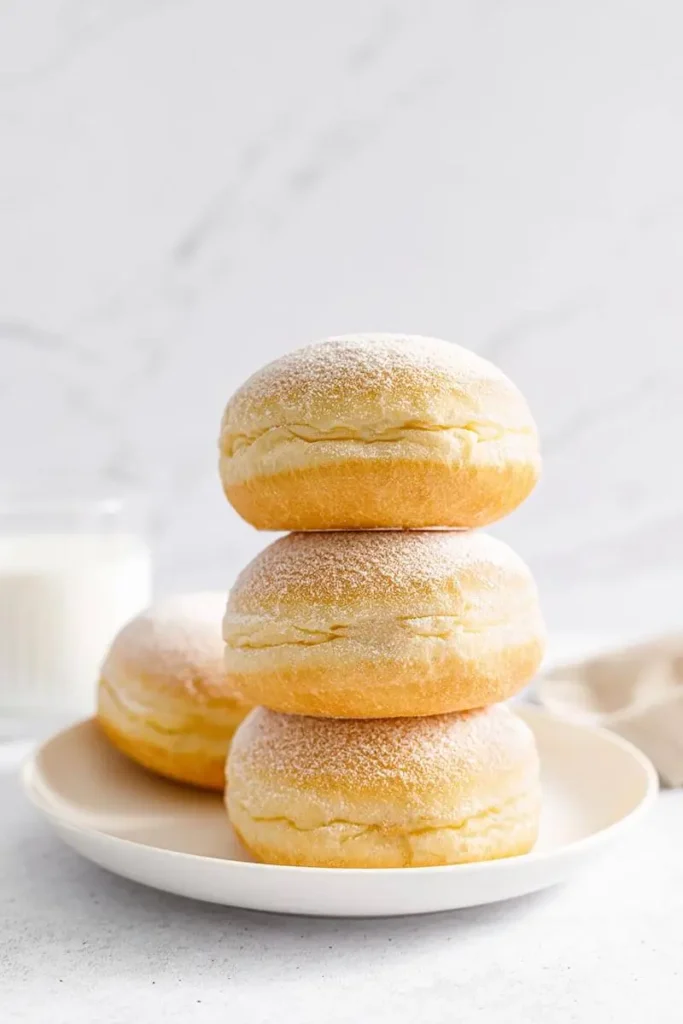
[23,711,657,917]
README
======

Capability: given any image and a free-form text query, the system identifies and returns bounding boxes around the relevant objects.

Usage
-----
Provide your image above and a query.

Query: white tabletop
[2,737,682,1023]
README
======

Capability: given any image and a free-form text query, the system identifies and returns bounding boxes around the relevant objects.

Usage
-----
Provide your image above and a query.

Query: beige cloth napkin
[536,634,683,787]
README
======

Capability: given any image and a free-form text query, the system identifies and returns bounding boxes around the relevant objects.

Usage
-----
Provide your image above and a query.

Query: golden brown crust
[97,714,229,791]
[221,455,539,531]
[223,531,545,718]
[218,335,540,530]
[223,640,544,719]
[98,592,251,790]
[227,706,541,867]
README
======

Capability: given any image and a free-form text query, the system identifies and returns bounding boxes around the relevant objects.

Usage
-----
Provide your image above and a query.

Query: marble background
[2,1,683,640]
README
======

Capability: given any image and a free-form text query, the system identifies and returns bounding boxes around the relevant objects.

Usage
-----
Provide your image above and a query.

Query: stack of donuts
[220,334,546,868]
[96,334,544,868]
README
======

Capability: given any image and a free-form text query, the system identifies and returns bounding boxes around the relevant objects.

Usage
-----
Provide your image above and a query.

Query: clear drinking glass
[0,481,152,737]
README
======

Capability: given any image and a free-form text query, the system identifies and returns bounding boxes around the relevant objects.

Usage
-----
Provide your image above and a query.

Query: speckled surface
[1,744,681,1023]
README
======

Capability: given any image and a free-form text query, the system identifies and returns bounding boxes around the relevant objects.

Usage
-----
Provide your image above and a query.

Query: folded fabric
[536,635,683,787]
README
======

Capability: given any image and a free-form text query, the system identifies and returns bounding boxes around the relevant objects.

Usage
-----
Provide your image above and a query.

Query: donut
[218,334,540,531]
[223,530,545,718]
[97,592,251,790]
[227,704,541,868]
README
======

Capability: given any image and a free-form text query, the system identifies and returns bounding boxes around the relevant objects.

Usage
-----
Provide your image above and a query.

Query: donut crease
[221,419,534,459]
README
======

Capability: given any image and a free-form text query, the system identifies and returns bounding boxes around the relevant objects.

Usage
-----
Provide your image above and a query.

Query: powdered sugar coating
[103,592,229,694]
[229,704,537,798]
[227,705,541,866]
[221,334,535,433]
[218,335,540,531]
[227,529,532,612]
[226,334,505,413]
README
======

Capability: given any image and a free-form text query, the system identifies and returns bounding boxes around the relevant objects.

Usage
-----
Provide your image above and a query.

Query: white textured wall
[3,1,683,638]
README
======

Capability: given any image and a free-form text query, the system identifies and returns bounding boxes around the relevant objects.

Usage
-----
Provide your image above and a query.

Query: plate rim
[21,708,660,879]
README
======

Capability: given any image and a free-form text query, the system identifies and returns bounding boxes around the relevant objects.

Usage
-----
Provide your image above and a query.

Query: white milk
[0,534,151,716]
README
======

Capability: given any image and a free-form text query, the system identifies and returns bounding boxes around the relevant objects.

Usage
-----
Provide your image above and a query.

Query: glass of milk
[0,483,152,735]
